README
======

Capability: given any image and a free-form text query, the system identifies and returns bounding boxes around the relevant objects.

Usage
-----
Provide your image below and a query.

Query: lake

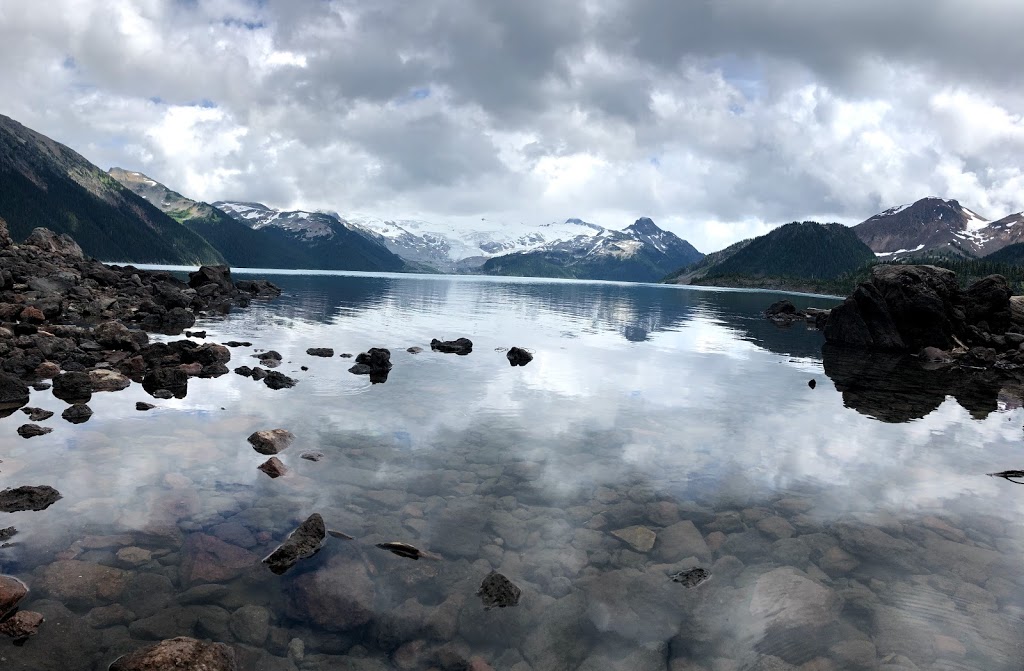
[3,271,1024,670]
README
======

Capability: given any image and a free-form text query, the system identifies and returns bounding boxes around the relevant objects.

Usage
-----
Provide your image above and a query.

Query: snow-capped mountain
[853,197,1024,259]
[480,217,705,282]
[212,201,407,272]
[341,214,608,272]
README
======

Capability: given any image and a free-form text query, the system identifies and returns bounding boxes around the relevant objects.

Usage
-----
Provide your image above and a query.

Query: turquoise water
[2,272,1023,670]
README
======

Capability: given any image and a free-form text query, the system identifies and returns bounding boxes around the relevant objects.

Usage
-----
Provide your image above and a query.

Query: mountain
[213,202,408,272]
[343,214,608,272]
[479,217,704,282]
[0,113,224,264]
[852,197,995,258]
[110,168,309,269]
[667,221,876,290]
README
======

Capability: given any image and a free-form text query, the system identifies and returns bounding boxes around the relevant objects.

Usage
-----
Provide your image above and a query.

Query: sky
[2,0,1024,253]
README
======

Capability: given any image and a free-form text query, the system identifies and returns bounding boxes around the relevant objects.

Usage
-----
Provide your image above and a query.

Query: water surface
[3,273,1023,670]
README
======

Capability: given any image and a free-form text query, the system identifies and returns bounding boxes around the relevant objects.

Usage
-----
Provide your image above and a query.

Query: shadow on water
[821,344,1005,422]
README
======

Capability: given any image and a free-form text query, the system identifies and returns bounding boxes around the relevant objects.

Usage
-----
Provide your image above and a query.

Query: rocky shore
[0,217,283,412]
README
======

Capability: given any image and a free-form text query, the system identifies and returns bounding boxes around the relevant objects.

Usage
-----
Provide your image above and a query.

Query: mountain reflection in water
[4,271,1024,671]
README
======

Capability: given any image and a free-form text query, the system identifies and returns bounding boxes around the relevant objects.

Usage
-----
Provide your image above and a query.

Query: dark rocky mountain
[668,222,875,289]
[212,202,408,272]
[480,217,703,282]
[852,198,992,258]
[0,114,223,264]
[979,212,1024,259]
[110,169,307,269]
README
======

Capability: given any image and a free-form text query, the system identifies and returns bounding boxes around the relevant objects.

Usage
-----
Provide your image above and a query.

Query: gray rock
[247,429,295,455]
[263,513,326,575]
[230,604,271,645]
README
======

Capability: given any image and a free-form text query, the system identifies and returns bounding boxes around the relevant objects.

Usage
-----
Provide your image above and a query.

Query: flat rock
[477,571,522,609]
[35,559,129,608]
[116,546,153,567]
[136,402,156,411]
[431,337,473,354]
[263,513,325,575]
[247,429,294,455]
[306,348,334,357]
[89,369,131,392]
[0,485,62,512]
[653,520,710,563]
[611,525,657,553]
[180,534,258,586]
[0,610,44,639]
[229,604,270,645]
[109,636,237,671]
[749,567,841,639]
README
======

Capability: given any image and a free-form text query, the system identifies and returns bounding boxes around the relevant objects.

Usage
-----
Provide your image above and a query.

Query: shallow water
[3,272,1024,670]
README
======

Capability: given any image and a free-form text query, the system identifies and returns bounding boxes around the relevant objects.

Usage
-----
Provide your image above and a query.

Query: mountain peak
[627,217,660,234]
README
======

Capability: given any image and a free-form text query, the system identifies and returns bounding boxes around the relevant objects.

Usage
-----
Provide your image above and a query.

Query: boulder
[235,279,281,297]
[263,513,326,575]
[350,347,391,383]
[257,457,287,478]
[93,321,147,351]
[36,560,129,608]
[188,265,234,293]
[431,337,473,354]
[306,348,334,357]
[89,369,131,392]
[17,423,53,438]
[824,283,905,350]
[0,485,62,512]
[0,575,28,619]
[506,347,533,367]
[25,227,84,260]
[0,609,43,639]
[966,274,1012,333]
[180,534,258,586]
[247,429,295,455]
[143,367,188,398]
[0,371,29,409]
[285,554,374,631]
[108,637,237,671]
[51,371,93,403]
[264,371,296,389]
[61,403,93,424]
[749,567,841,659]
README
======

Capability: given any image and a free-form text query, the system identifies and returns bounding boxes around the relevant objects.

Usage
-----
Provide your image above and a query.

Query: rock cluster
[349,347,393,383]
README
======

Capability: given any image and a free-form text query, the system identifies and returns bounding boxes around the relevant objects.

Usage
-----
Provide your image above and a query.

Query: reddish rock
[108,636,237,671]
[35,361,60,378]
[0,610,44,639]
[247,429,294,455]
[180,534,258,586]
[258,457,287,478]
[179,362,203,376]
[0,574,29,618]
[19,306,45,323]
[35,560,129,608]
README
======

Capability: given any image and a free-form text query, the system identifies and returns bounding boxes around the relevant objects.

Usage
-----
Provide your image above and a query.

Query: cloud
[2,0,1024,252]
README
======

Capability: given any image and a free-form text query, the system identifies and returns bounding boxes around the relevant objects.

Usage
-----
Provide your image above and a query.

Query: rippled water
[3,271,1024,670]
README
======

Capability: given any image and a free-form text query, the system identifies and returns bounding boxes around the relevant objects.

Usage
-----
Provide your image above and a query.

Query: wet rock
[185,330,206,339]
[920,346,951,363]
[84,603,136,628]
[108,636,238,671]
[749,567,841,651]
[258,457,287,478]
[818,546,859,577]
[285,554,374,631]
[306,348,334,357]
[254,350,283,364]
[506,347,533,366]
[17,423,52,438]
[653,520,711,563]
[189,264,235,293]
[0,574,28,618]
[230,604,271,645]
[807,379,816,389]
[34,361,60,379]
[248,429,295,455]
[21,407,53,421]
[143,367,188,398]
[431,337,473,355]
[350,347,393,383]
[36,560,129,608]
[136,402,155,411]
[0,610,44,640]
[116,546,153,567]
[610,525,657,553]
[0,527,16,541]
[756,516,795,540]
[180,533,258,586]
[264,371,296,389]
[61,403,93,424]
[51,371,92,403]
[406,346,423,353]
[670,567,711,588]
[250,366,268,380]
[263,513,326,575]
[300,451,324,462]
[233,365,253,377]
[0,372,30,408]
[476,571,521,609]
[151,389,174,399]
[0,485,61,512]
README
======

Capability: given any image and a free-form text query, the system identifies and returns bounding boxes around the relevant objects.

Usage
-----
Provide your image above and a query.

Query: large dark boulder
[24,228,84,260]
[824,283,905,350]
[0,372,29,408]
[51,371,93,403]
[350,348,392,384]
[143,367,188,398]
[869,265,963,350]
[0,485,62,512]
[430,337,473,355]
[965,275,1012,335]
[188,265,234,293]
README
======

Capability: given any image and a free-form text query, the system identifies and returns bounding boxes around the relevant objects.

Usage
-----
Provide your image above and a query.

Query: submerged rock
[300,451,324,462]
[61,403,93,424]
[108,636,237,671]
[375,542,442,561]
[0,485,62,512]
[257,457,287,478]
[406,346,423,354]
[0,527,16,541]
[17,423,52,438]
[610,525,656,553]
[247,429,294,455]
[263,513,326,575]
[476,571,521,609]
[506,347,533,366]
[285,554,374,631]
[0,610,44,639]
[431,337,473,355]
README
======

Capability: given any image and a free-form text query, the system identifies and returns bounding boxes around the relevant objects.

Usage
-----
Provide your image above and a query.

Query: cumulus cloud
[1,0,1023,252]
